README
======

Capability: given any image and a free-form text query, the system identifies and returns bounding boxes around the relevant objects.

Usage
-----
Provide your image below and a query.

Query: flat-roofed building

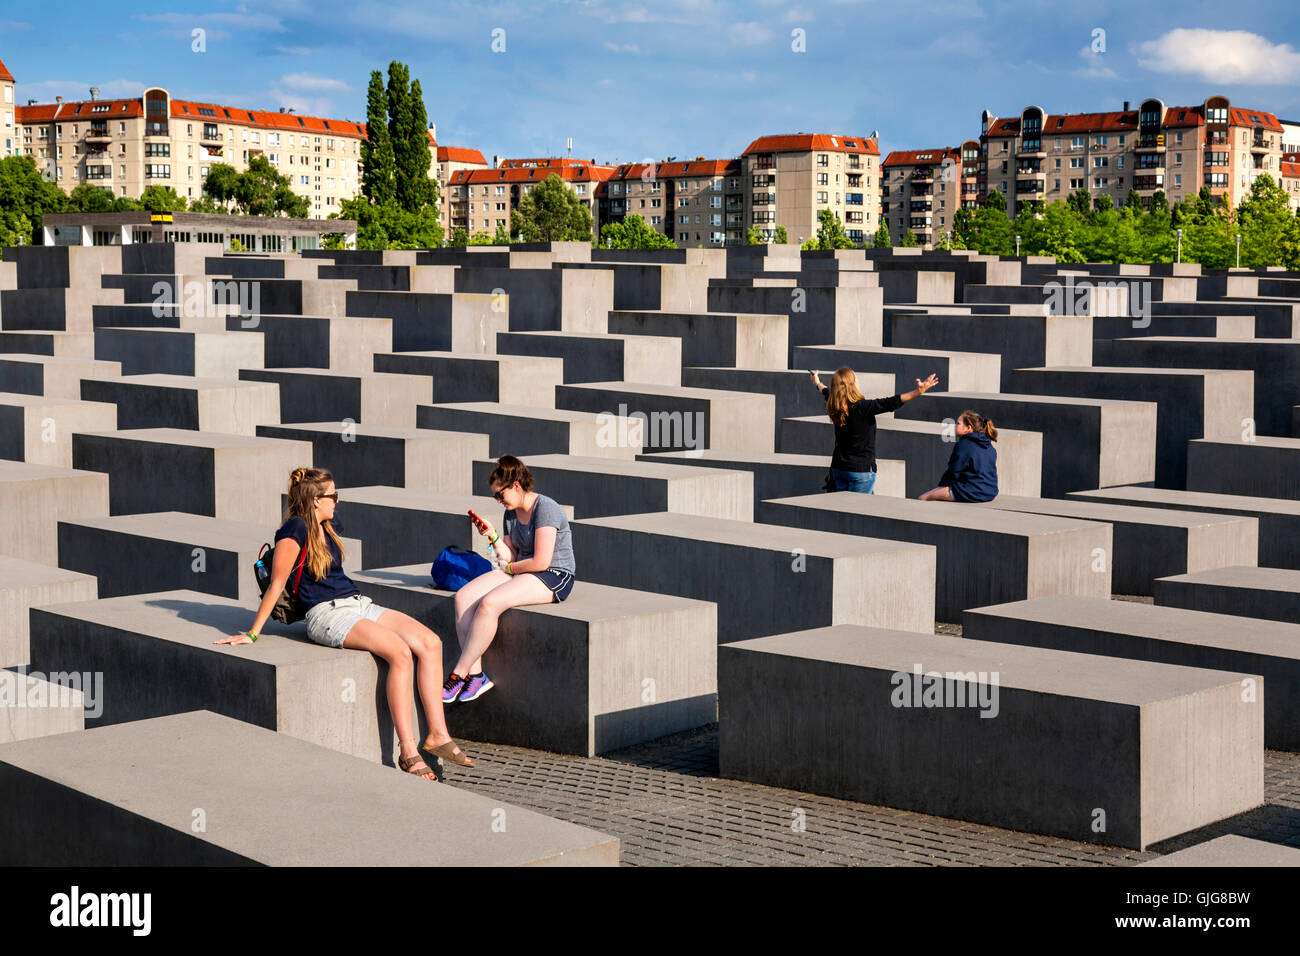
[739,133,880,247]
[435,145,490,234]
[600,159,741,247]
[881,141,979,247]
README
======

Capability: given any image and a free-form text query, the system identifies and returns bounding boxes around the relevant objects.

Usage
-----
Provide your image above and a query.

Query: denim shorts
[530,569,575,603]
[831,468,876,494]
[303,594,387,649]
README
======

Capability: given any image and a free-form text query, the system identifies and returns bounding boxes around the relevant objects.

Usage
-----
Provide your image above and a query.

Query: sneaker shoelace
[443,674,464,691]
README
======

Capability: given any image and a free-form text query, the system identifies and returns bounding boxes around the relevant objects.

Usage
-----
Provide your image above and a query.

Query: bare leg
[453,573,556,676]
[341,619,431,776]
[375,609,455,747]
[452,570,511,674]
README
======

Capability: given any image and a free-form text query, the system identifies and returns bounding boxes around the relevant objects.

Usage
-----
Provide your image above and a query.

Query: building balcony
[1206,133,1229,147]
[201,133,223,146]
[1015,178,1045,195]
[1251,135,1269,152]
[144,123,168,138]
[911,168,933,183]
[1017,144,1046,159]
[1134,135,1166,152]
[909,202,932,212]
[86,127,111,144]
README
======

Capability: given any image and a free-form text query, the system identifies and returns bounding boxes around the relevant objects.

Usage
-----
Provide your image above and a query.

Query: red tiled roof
[882,148,960,167]
[16,95,369,138]
[498,157,600,169]
[449,164,615,185]
[741,133,879,156]
[988,107,1207,137]
[1281,161,1300,179]
[0,58,13,82]
[607,159,739,180]
[438,146,488,164]
[1284,152,1300,164]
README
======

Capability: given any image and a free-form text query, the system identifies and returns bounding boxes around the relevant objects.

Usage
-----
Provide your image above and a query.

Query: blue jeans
[831,468,876,493]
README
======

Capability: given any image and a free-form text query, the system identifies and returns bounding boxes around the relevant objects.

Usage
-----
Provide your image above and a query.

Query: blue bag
[431,546,493,591]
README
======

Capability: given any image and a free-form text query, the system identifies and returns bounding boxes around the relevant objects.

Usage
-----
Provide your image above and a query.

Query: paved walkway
[440,726,1300,866]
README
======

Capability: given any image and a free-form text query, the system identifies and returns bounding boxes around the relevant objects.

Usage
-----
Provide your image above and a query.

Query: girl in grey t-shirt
[443,455,578,705]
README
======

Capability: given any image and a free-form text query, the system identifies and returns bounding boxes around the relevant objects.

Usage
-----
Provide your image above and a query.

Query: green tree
[449,226,468,247]
[950,209,973,249]
[966,189,1012,255]
[1066,188,1092,217]
[493,221,512,245]
[361,70,396,206]
[468,231,496,245]
[873,220,891,248]
[1149,190,1169,215]
[773,225,788,244]
[188,194,229,214]
[1017,200,1084,262]
[138,185,188,212]
[220,156,309,217]
[1122,189,1142,215]
[807,208,856,249]
[1236,174,1293,267]
[67,183,116,213]
[201,164,241,211]
[0,155,68,244]
[599,213,677,249]
[746,226,764,245]
[510,174,592,242]
[899,228,919,247]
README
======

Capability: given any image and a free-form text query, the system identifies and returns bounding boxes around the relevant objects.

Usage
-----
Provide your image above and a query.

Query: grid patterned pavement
[436,725,1300,867]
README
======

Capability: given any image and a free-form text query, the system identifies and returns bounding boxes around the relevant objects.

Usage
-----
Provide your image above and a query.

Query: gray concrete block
[56,511,361,603]
[471,454,753,521]
[1101,337,1300,437]
[1068,485,1300,571]
[1007,367,1254,489]
[0,354,122,400]
[353,566,717,756]
[1147,300,1297,338]
[417,403,642,460]
[345,290,507,352]
[80,374,280,435]
[0,555,97,668]
[1140,835,1300,867]
[255,422,487,495]
[706,284,882,360]
[793,343,1002,395]
[0,671,83,744]
[893,391,1157,497]
[1187,437,1300,500]
[1153,566,1300,625]
[719,625,1262,849]
[563,261,711,312]
[962,595,1296,750]
[237,314,392,376]
[1090,312,1255,340]
[681,367,894,449]
[71,428,311,527]
[1,287,125,333]
[0,392,118,469]
[555,381,774,454]
[454,265,612,333]
[888,313,1092,389]
[607,310,788,370]
[760,493,1111,621]
[639,449,905,514]
[570,512,934,640]
[374,350,564,407]
[778,415,1043,499]
[0,711,618,865]
[0,331,95,360]
[0,461,109,565]
[495,330,682,385]
[238,367,432,427]
[94,326,264,378]
[971,495,1258,596]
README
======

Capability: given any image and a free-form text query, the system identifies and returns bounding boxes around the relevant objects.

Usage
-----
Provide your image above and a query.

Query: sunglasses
[492,490,506,502]
[316,492,339,502]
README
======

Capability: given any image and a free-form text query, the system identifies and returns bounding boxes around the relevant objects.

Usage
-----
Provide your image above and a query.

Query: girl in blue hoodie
[920,410,999,502]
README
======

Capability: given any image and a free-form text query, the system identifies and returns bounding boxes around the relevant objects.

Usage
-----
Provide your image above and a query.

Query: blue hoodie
[939,432,998,502]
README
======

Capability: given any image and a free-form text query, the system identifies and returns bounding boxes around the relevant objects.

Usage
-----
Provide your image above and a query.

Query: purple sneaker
[442,673,468,704]
[458,672,495,703]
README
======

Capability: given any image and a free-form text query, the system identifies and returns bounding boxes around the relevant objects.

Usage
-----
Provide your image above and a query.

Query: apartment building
[599,159,741,246]
[0,58,13,158]
[1281,157,1300,211]
[979,97,1286,217]
[1281,121,1300,155]
[446,158,614,237]
[739,134,880,246]
[880,141,979,246]
[434,145,490,234]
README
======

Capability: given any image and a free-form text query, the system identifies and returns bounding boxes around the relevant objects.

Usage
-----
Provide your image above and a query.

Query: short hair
[488,454,534,492]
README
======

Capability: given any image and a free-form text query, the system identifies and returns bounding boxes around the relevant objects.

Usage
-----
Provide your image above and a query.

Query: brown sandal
[399,753,436,779]
[423,738,475,768]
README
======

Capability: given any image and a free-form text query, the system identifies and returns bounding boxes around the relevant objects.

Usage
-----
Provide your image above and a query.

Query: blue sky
[3,0,1300,163]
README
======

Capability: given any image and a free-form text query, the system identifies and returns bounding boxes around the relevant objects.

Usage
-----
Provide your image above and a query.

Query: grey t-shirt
[503,494,576,574]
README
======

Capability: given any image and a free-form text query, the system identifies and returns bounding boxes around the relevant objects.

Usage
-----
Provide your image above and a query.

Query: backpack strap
[290,544,307,596]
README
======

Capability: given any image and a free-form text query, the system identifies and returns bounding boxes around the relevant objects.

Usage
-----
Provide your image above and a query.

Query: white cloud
[263,89,339,118]
[273,45,318,56]
[1138,29,1300,84]
[784,6,813,21]
[133,9,288,32]
[281,73,350,92]
[728,21,773,45]
[603,41,640,53]
[1074,44,1118,80]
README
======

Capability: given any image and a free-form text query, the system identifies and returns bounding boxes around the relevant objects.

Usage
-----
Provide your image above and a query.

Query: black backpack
[254,542,308,624]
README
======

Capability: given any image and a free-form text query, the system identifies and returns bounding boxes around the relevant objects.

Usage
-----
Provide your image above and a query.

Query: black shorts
[530,568,575,602]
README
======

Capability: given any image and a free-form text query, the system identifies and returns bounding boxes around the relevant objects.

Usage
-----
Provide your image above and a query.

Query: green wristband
[248,630,259,642]
[506,562,512,574]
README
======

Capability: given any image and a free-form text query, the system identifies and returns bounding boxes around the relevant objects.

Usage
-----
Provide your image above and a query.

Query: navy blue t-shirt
[273,517,359,610]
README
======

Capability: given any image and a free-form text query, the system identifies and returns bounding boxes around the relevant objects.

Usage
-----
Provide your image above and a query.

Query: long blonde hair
[284,467,346,580]
[826,367,864,428]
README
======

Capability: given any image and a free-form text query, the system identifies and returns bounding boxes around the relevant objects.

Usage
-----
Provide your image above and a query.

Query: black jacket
[822,388,904,472]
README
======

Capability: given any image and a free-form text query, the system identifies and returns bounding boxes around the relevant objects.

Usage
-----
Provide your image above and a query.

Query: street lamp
[1235,232,1242,268]
[1176,228,1183,264]
[1015,234,1021,257]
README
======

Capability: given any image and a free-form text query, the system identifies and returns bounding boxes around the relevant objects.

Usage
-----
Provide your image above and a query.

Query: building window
[817,173,828,185]
[817,154,828,166]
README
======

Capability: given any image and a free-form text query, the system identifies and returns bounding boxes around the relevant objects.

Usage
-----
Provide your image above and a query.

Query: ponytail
[958,410,998,442]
